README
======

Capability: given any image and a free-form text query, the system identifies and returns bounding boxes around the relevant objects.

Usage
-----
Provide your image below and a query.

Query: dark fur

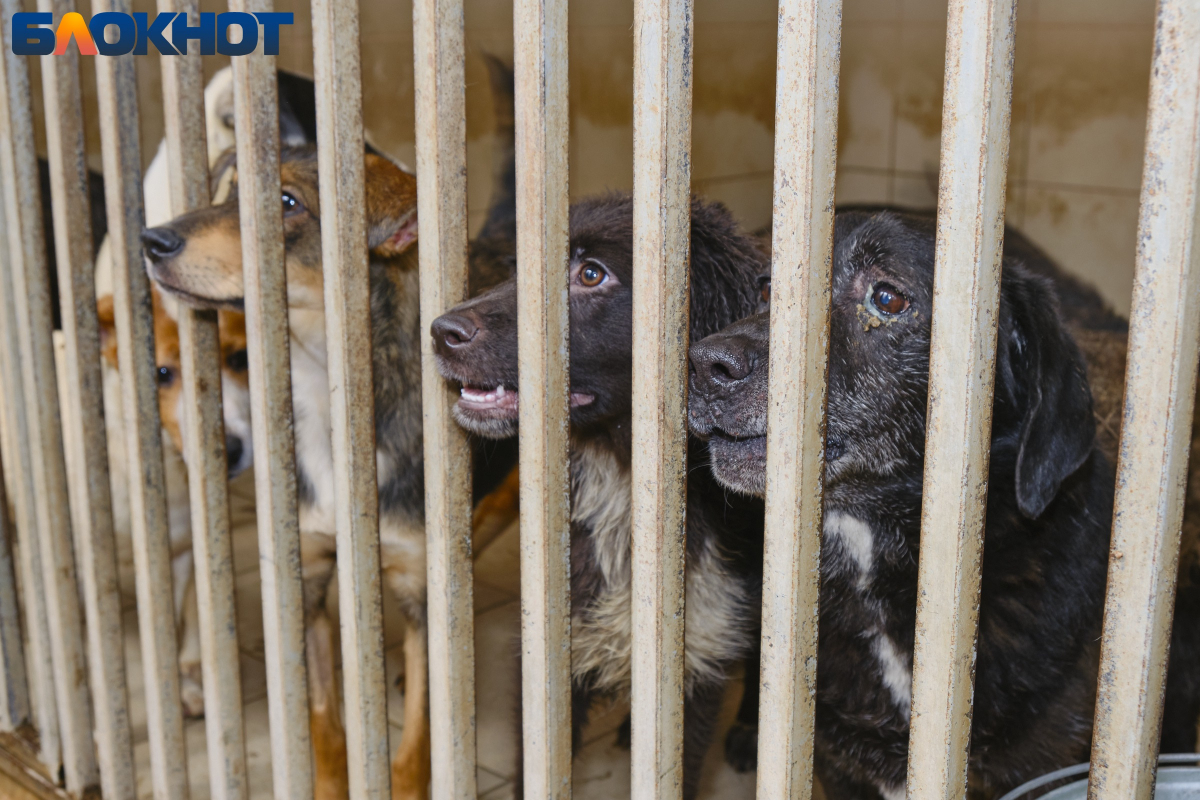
[689,209,1200,797]
[432,193,767,799]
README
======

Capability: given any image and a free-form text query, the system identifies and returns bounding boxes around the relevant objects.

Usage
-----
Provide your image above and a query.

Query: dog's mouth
[149,266,246,312]
[456,381,596,420]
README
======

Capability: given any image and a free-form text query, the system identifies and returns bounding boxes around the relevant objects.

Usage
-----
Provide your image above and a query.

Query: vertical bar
[227,4,314,795]
[905,0,1016,797]
[0,431,28,734]
[39,0,137,794]
[413,0,477,796]
[756,0,841,797]
[310,0,390,796]
[92,0,192,795]
[1088,0,1200,796]
[0,191,58,774]
[514,0,572,795]
[630,0,693,796]
[0,3,99,792]
[158,2,250,798]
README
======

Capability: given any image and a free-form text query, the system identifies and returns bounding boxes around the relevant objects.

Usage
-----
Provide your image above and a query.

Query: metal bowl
[998,755,1200,800]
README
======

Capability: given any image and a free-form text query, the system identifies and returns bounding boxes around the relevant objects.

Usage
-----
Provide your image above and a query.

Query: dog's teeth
[496,384,506,397]
[485,393,496,402]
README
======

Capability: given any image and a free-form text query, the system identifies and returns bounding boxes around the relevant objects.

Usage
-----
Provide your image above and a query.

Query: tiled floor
[119,471,760,799]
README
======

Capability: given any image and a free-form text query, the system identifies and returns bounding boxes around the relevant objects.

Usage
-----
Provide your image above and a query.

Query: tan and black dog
[141,145,517,800]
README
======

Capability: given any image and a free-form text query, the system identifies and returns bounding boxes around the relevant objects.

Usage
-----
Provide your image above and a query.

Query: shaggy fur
[432,193,767,799]
[689,209,1200,798]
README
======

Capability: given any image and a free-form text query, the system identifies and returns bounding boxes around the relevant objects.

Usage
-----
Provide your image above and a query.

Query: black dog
[689,209,1142,798]
[432,193,767,799]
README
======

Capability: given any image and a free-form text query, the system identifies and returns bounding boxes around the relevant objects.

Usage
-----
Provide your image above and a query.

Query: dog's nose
[225,435,244,477]
[689,335,757,395]
[141,227,185,261]
[432,311,480,355]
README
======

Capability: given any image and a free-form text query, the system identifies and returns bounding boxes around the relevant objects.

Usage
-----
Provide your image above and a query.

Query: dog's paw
[180,670,206,719]
[724,722,758,773]
[615,715,631,749]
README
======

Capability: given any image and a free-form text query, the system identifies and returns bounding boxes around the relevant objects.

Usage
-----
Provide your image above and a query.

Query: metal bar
[226,4,314,795]
[905,0,1016,797]
[310,0,390,795]
[92,0,191,795]
[514,0,572,795]
[0,177,58,776]
[629,0,693,796]
[1088,0,1200,796]
[413,0,477,796]
[0,417,28,734]
[756,0,841,797]
[39,0,137,794]
[158,3,250,798]
[0,4,99,792]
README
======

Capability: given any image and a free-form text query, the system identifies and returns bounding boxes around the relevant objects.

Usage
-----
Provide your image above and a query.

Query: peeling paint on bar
[92,0,192,795]
[158,3,250,798]
[39,0,135,793]
[630,0,693,797]
[414,0,479,796]
[1088,1,1200,798]
[905,0,1016,798]
[756,0,841,798]
[514,0,572,795]
[311,0,392,794]
[226,1,315,794]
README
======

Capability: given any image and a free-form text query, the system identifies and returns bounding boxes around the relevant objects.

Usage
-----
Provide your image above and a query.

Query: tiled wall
[31,0,1153,314]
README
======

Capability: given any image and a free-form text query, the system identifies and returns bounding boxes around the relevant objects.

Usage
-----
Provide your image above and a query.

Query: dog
[431,192,768,799]
[687,208,1199,798]
[141,141,520,799]
[95,285,251,716]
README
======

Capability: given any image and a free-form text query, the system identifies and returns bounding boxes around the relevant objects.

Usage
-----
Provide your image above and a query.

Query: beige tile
[692,109,774,184]
[900,0,953,24]
[835,169,891,206]
[891,173,938,209]
[694,0,776,24]
[1024,26,1152,192]
[694,23,776,144]
[474,601,522,779]
[1036,0,1154,26]
[694,175,774,236]
[1019,186,1138,315]
[838,24,902,172]
[570,0,633,27]
[891,23,946,175]
[844,0,902,25]
[478,765,511,795]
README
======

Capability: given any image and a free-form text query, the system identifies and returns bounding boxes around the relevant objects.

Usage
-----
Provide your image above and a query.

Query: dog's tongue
[458,384,595,411]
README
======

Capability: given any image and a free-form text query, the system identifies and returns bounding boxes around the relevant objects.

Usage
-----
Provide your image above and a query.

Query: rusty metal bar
[0,3,100,792]
[158,3,250,798]
[0,172,58,776]
[92,0,192,795]
[756,0,841,798]
[0,424,28,734]
[905,0,1016,797]
[227,3,314,795]
[514,0,572,795]
[413,0,477,796]
[39,0,137,794]
[629,0,693,796]
[310,0,390,795]
[1088,0,1200,796]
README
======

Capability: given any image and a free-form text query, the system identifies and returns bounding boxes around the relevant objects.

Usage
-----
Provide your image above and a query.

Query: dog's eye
[758,276,771,304]
[282,192,303,217]
[871,283,909,315]
[156,366,176,387]
[578,260,608,288]
[225,349,248,373]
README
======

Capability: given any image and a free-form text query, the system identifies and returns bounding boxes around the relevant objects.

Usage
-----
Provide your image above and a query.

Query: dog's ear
[96,294,119,368]
[999,269,1096,519]
[364,154,418,257]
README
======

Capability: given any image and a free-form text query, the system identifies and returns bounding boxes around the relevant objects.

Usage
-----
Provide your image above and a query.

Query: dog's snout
[689,336,756,395]
[432,312,480,355]
[141,227,186,262]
